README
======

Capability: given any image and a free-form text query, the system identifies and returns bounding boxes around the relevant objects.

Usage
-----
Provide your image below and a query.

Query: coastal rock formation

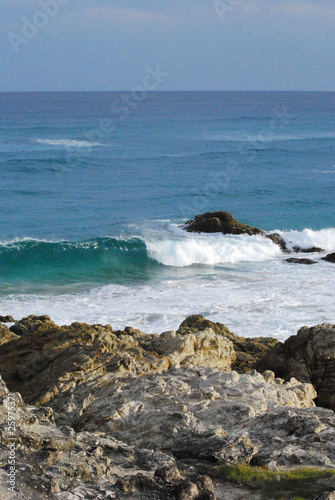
[0,317,235,407]
[0,322,18,346]
[1,316,335,498]
[9,314,53,336]
[183,211,264,236]
[177,315,278,373]
[322,253,335,263]
[0,315,15,323]
[257,323,335,410]
[152,328,235,370]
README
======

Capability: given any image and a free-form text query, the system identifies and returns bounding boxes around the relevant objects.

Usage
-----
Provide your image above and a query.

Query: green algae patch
[209,464,335,499]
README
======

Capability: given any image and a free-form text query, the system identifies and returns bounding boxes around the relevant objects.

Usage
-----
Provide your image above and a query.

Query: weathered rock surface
[0,317,235,407]
[257,323,335,411]
[322,253,335,263]
[0,375,190,499]
[183,212,264,236]
[1,316,335,499]
[177,315,278,373]
[286,257,318,265]
[0,322,18,346]
[9,314,53,336]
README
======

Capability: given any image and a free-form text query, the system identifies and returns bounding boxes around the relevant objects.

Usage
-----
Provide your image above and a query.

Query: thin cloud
[276,2,335,16]
[84,7,170,25]
[241,1,335,17]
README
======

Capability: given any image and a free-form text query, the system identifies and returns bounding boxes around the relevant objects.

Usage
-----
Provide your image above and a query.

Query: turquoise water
[0,92,334,339]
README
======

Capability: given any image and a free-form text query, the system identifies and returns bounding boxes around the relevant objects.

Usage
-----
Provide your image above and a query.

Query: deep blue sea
[0,91,334,340]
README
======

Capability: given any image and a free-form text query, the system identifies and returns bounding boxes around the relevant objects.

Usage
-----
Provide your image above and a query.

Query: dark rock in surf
[266,233,289,252]
[183,212,264,236]
[182,212,292,253]
[285,258,317,265]
[293,246,324,253]
[322,253,335,263]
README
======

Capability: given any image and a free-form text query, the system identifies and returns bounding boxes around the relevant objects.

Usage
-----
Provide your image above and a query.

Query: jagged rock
[0,321,169,405]
[1,314,335,499]
[0,323,19,346]
[0,315,15,323]
[9,314,53,336]
[152,328,235,370]
[0,375,176,499]
[183,212,264,236]
[0,319,235,409]
[266,233,289,252]
[257,323,335,410]
[286,258,317,265]
[322,253,335,263]
[177,315,278,373]
[114,466,216,500]
[55,365,318,462]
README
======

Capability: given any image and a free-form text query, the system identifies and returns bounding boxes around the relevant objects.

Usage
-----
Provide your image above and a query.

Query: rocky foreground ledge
[0,315,335,499]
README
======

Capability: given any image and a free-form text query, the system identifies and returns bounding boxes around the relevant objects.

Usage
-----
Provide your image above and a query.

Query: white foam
[35,139,102,148]
[277,228,335,252]
[1,258,334,342]
[203,132,335,142]
[145,233,280,267]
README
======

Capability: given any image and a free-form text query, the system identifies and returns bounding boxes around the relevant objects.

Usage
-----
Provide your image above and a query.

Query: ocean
[0,91,334,341]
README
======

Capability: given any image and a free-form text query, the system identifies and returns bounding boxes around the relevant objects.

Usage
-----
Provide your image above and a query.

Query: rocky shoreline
[0,314,334,499]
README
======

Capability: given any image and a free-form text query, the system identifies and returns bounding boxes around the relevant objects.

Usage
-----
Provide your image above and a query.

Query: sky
[0,0,334,91]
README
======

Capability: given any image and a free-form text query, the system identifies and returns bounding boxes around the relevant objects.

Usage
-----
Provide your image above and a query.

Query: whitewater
[0,225,334,341]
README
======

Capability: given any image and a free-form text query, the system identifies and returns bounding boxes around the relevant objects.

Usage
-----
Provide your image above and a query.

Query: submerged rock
[286,257,318,265]
[183,211,264,236]
[257,323,335,410]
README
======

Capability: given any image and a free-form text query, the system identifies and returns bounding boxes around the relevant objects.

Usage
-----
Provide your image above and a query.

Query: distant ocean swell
[1,228,334,286]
